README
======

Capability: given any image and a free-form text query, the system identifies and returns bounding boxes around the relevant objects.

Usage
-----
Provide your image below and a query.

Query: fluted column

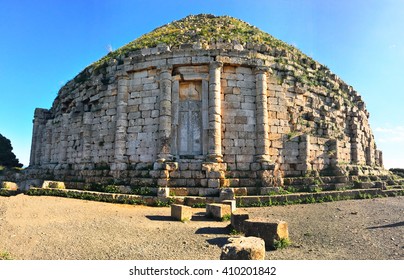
[254,66,271,163]
[156,66,173,163]
[207,61,223,163]
[112,73,129,171]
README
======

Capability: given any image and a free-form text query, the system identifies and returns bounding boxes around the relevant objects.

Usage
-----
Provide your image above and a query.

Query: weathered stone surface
[244,219,289,250]
[220,236,265,260]
[42,181,65,189]
[26,14,387,190]
[1,181,18,191]
[231,209,249,232]
[157,187,169,197]
[171,204,193,221]
[220,188,235,200]
[206,203,232,220]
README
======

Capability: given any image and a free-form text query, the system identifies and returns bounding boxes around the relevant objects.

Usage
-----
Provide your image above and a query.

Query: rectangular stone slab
[206,203,232,220]
[244,219,289,250]
[171,204,193,221]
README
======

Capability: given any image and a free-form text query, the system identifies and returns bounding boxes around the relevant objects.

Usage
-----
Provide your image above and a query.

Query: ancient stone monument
[26,14,388,196]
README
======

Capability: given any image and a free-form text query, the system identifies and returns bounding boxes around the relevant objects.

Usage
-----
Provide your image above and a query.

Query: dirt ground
[0,194,402,260]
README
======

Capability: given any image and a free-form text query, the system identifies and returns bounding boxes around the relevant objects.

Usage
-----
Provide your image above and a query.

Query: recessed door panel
[178,81,202,156]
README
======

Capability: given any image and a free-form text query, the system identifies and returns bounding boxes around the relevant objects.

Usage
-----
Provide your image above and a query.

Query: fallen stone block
[1,181,18,191]
[42,181,66,189]
[244,219,289,250]
[231,209,249,233]
[171,204,193,221]
[206,203,232,220]
[220,236,265,260]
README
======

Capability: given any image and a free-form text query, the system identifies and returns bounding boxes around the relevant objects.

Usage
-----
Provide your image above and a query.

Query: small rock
[220,237,265,260]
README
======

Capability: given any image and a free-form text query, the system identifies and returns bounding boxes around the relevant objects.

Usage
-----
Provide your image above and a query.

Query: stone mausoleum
[27,15,387,195]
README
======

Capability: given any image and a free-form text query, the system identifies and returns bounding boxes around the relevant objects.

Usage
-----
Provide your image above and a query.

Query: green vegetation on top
[90,14,308,70]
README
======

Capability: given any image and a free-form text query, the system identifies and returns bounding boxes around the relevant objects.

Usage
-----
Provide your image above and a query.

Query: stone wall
[27,42,385,188]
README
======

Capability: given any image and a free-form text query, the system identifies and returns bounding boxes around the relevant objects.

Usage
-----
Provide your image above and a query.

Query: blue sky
[0,0,403,168]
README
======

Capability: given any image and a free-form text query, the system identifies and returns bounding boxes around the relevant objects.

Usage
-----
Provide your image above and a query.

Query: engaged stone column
[44,122,52,164]
[366,138,375,166]
[30,108,50,166]
[300,134,311,175]
[350,113,362,164]
[112,73,129,171]
[377,150,383,167]
[254,67,271,163]
[58,113,69,164]
[82,112,92,163]
[156,66,173,163]
[207,61,223,163]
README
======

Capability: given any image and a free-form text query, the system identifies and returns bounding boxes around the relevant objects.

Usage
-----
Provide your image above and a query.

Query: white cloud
[374,125,404,168]
[374,126,404,143]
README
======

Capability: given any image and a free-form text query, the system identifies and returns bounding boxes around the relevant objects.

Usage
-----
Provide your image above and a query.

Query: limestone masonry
[27,15,387,195]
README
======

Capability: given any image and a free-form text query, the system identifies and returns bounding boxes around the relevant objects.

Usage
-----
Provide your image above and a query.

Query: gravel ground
[0,194,402,260]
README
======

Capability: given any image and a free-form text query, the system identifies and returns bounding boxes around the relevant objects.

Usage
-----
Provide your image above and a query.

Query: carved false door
[178,81,202,157]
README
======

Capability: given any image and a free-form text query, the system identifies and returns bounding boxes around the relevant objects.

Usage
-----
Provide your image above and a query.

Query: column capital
[116,71,129,80]
[210,61,223,69]
[254,66,271,75]
[158,65,173,74]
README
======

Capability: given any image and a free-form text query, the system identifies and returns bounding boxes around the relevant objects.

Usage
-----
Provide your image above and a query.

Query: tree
[0,133,23,168]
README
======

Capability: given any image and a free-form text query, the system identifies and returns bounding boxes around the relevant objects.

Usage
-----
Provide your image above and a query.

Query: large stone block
[42,181,66,189]
[231,209,249,232]
[244,219,289,250]
[171,204,193,221]
[220,237,265,260]
[1,181,18,191]
[206,203,232,220]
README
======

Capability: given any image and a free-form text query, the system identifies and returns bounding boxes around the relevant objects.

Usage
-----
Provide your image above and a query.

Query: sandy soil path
[0,194,402,260]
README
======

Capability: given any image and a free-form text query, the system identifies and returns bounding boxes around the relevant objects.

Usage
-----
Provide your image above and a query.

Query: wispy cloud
[374,125,404,143]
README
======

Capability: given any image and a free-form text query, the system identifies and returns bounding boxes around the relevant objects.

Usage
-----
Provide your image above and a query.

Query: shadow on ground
[195,226,230,235]
[145,215,174,221]
[191,212,216,222]
[367,221,404,229]
[206,237,229,247]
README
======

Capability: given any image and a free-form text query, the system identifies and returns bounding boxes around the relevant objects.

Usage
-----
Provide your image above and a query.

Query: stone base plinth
[244,219,289,250]
[171,204,193,221]
[206,203,231,220]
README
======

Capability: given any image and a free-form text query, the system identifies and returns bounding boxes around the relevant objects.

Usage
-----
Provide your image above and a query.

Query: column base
[255,154,271,163]
[156,153,173,163]
[206,154,223,163]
